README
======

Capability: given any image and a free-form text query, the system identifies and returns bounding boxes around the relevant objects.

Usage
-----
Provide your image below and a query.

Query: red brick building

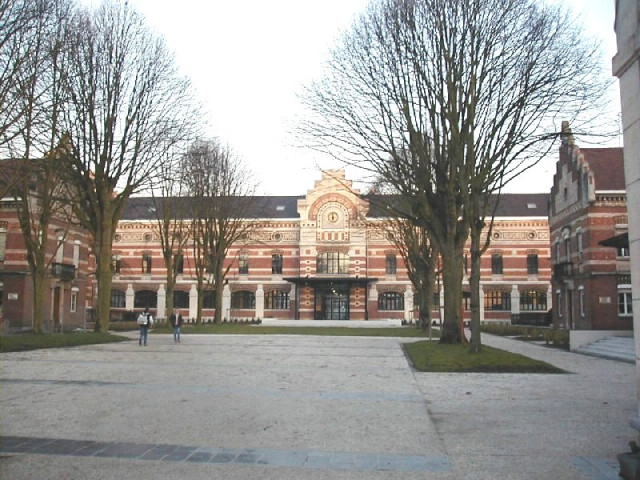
[549,131,630,330]
[110,170,552,324]
[0,196,92,332]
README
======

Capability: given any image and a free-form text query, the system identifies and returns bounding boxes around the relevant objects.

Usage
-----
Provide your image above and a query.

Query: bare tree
[151,151,191,321]
[182,139,256,324]
[0,0,45,157]
[60,1,199,332]
[0,0,77,333]
[300,0,612,343]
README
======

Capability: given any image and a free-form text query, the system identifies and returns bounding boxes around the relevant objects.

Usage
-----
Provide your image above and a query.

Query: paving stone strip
[0,435,452,473]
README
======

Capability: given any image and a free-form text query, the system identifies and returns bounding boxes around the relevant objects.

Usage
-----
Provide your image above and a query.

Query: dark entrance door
[314,284,349,320]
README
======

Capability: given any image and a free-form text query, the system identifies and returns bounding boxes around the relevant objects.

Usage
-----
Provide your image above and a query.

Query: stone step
[575,337,635,364]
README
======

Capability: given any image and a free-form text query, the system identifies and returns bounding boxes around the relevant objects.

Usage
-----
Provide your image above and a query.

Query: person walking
[137,308,153,346]
[169,308,184,343]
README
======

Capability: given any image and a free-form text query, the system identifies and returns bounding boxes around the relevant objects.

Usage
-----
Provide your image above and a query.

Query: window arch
[484,290,510,310]
[265,290,290,310]
[173,290,189,309]
[203,290,216,309]
[134,290,157,309]
[378,291,404,311]
[520,290,547,311]
[110,289,126,308]
[231,290,255,309]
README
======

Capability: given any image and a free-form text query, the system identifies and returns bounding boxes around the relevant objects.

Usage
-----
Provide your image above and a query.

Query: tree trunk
[94,215,114,333]
[31,265,47,334]
[469,227,483,353]
[439,244,465,344]
[213,261,224,324]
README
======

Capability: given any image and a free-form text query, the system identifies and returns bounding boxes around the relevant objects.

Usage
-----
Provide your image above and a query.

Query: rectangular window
[520,290,547,311]
[526,254,539,275]
[484,290,511,310]
[239,253,249,275]
[0,228,7,261]
[577,232,583,261]
[619,292,633,315]
[579,287,585,317]
[111,255,121,273]
[556,291,563,317]
[491,254,503,275]
[142,254,152,274]
[175,253,184,274]
[317,252,348,274]
[555,242,560,263]
[272,254,283,275]
[565,237,571,260]
[70,292,77,313]
[618,246,630,257]
[386,254,397,275]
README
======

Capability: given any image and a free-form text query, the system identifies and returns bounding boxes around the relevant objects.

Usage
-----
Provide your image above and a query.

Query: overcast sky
[90,0,620,196]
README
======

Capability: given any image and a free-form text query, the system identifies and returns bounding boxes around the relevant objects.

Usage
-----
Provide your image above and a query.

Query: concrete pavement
[0,331,636,479]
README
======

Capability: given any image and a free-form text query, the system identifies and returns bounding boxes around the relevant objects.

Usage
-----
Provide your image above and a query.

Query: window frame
[385,254,397,275]
[378,291,404,311]
[265,290,290,310]
[520,290,547,311]
[316,251,349,274]
[231,290,256,309]
[619,291,633,316]
[491,253,503,275]
[238,252,249,275]
[271,253,283,275]
[484,290,511,311]
[110,289,126,309]
[142,253,152,274]
[526,253,539,275]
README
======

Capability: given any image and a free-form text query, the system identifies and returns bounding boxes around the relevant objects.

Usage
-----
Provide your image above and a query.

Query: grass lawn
[404,340,565,373]
[0,332,128,352]
[1,326,563,374]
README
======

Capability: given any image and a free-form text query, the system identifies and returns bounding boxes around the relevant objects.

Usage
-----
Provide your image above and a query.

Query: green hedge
[480,323,569,349]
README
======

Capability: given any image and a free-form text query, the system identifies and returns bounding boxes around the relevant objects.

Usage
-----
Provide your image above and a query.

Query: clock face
[327,212,339,223]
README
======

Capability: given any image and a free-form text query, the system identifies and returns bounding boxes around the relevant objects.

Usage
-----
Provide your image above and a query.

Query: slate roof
[365,193,549,218]
[581,148,625,191]
[122,193,549,220]
[120,196,303,221]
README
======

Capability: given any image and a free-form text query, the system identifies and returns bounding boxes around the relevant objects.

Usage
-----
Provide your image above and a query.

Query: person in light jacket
[169,308,184,343]
[136,308,154,346]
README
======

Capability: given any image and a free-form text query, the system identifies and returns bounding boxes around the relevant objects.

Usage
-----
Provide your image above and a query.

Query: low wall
[570,330,633,351]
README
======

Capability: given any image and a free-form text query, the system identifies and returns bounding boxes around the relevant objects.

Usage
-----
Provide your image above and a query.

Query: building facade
[549,129,630,331]
[0,197,92,332]
[109,170,552,324]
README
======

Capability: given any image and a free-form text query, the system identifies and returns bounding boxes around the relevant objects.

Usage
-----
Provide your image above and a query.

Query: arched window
[484,290,511,310]
[265,290,290,309]
[134,290,157,309]
[378,292,404,311]
[317,252,348,274]
[110,289,126,308]
[231,290,255,309]
[173,290,189,309]
[520,290,547,311]
[203,290,216,309]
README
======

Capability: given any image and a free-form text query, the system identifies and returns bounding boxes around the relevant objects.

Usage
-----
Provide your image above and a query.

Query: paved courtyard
[0,331,636,479]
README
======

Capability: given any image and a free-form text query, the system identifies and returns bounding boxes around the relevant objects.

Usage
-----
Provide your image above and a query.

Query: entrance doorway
[314,285,349,320]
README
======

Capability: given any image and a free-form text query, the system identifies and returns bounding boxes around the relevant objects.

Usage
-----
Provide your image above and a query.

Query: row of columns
[123,283,295,320]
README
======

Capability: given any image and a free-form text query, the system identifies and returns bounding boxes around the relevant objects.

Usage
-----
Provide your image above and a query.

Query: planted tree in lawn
[60,1,198,332]
[301,0,612,344]
[182,139,256,324]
